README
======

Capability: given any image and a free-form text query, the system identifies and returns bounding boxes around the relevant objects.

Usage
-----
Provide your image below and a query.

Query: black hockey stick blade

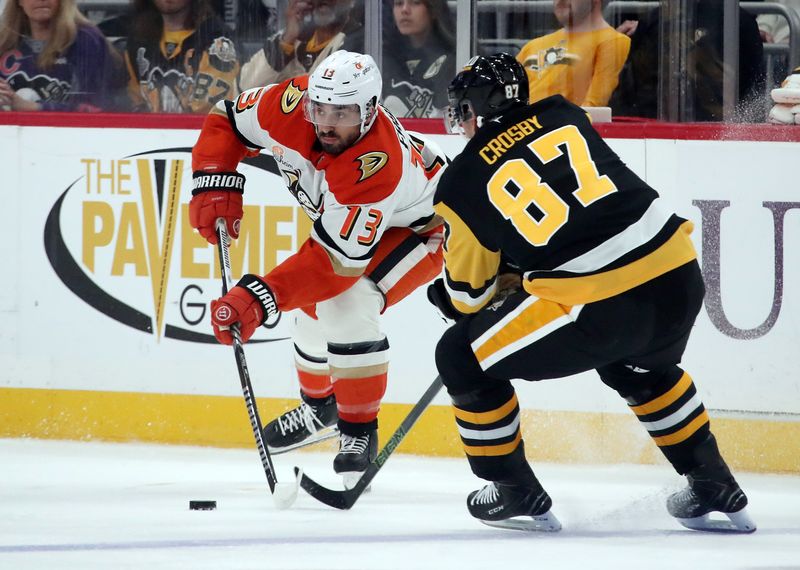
[297,375,443,510]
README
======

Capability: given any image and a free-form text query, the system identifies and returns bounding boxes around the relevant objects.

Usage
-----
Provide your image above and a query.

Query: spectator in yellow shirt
[516,0,630,107]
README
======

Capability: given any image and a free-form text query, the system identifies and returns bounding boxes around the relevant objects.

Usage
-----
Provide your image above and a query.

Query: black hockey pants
[435,260,712,482]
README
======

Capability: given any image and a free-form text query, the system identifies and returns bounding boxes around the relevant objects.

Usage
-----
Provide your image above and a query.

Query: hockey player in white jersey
[189,51,446,484]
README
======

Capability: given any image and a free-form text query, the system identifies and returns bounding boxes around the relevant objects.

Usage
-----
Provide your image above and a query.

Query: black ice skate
[667,471,756,533]
[263,393,338,454]
[467,481,561,532]
[667,434,756,533]
[333,430,378,490]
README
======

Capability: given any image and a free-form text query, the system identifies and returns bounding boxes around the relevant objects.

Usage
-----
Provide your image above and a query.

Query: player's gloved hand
[427,278,463,322]
[211,274,280,344]
[189,171,246,245]
[768,67,800,125]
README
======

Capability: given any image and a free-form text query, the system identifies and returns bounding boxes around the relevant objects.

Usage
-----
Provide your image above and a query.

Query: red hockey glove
[189,171,245,245]
[211,274,280,344]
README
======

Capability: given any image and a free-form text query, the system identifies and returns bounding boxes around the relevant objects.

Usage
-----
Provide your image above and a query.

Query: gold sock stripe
[463,431,522,457]
[453,393,519,425]
[629,372,692,416]
[652,410,710,447]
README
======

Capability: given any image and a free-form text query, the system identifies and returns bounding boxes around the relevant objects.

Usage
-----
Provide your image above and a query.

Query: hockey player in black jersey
[428,53,755,533]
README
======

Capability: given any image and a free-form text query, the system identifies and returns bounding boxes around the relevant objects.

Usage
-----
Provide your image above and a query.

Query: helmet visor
[303,99,363,127]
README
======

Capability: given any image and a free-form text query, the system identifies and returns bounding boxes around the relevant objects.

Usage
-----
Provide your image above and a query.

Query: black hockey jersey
[434,95,697,313]
[125,16,239,113]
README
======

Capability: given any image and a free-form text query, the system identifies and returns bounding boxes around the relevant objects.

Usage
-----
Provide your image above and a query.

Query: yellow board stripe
[463,431,522,457]
[524,221,697,306]
[652,410,710,447]
[473,299,567,365]
[1,387,798,473]
[453,394,519,425]
[630,372,692,416]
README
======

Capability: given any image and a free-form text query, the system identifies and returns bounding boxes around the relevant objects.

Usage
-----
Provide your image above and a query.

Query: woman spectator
[0,0,115,112]
[382,0,456,118]
[125,0,240,113]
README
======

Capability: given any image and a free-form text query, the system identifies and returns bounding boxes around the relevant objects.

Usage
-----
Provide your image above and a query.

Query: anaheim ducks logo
[281,80,305,114]
[355,151,389,182]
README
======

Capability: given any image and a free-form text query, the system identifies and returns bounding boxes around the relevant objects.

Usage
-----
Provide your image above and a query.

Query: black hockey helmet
[445,52,529,135]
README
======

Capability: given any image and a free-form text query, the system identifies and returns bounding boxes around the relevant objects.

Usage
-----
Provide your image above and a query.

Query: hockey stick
[296,375,443,509]
[215,218,300,510]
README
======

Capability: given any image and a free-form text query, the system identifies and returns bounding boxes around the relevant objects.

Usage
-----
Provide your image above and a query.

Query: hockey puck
[189,500,217,511]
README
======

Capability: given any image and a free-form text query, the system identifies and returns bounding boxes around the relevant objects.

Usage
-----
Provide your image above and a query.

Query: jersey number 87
[487,124,617,246]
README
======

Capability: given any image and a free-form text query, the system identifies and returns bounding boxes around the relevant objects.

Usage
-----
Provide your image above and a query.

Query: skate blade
[341,472,371,493]
[267,427,339,455]
[480,510,562,532]
[675,507,756,533]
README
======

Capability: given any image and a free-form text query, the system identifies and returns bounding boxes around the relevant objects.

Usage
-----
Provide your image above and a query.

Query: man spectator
[124,0,240,114]
[238,0,361,91]
[516,0,630,107]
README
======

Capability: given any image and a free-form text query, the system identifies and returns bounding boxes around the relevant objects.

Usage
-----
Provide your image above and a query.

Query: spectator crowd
[0,0,797,123]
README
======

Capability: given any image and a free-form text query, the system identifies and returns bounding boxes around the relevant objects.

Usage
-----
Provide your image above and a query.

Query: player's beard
[316,127,357,155]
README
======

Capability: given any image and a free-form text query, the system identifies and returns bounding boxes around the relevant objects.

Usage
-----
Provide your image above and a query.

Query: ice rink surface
[1,438,798,570]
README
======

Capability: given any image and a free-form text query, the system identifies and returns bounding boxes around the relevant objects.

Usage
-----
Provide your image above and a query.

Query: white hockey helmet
[304,50,382,135]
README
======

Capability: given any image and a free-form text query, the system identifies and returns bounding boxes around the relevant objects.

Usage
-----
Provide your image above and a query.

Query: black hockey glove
[427,278,463,322]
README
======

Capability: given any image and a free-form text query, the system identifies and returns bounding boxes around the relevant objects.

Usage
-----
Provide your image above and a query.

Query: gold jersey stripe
[473,299,568,365]
[453,394,519,425]
[323,246,368,277]
[434,202,500,313]
[652,410,710,447]
[630,372,692,416]
[524,221,697,306]
[463,431,523,457]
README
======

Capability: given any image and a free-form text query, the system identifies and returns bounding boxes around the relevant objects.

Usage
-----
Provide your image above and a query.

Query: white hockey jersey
[192,75,446,310]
